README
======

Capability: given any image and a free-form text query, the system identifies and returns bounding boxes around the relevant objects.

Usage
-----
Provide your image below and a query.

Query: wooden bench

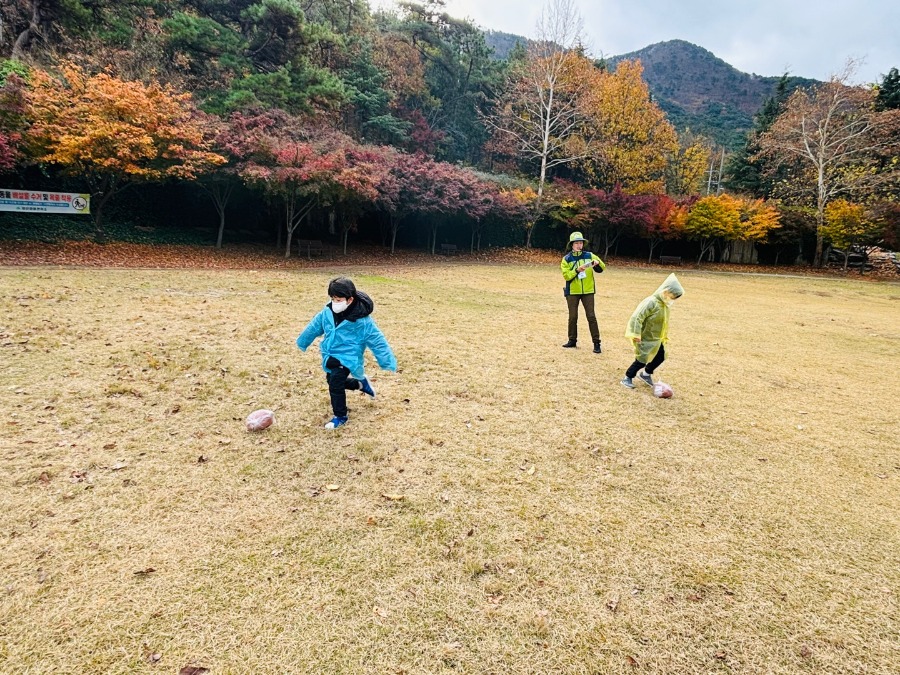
[440,243,458,255]
[659,255,682,266]
[296,239,327,258]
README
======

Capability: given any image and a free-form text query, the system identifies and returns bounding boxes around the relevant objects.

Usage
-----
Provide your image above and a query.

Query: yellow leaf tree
[822,199,882,270]
[28,64,225,238]
[683,193,780,265]
[579,60,679,194]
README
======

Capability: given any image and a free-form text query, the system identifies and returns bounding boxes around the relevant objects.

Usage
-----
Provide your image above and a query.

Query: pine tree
[723,74,791,196]
[875,67,900,111]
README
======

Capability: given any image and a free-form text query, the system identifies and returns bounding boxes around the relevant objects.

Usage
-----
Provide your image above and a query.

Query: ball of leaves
[246,409,275,431]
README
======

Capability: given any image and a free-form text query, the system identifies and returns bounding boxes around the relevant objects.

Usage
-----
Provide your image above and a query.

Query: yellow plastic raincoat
[625,273,685,362]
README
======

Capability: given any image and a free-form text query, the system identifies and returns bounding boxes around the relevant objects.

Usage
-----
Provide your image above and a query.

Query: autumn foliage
[27,64,225,235]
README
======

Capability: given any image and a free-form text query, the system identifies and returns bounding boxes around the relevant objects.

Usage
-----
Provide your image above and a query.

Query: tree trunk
[216,209,226,249]
[342,228,349,255]
[285,228,293,258]
[12,0,46,60]
[814,165,826,267]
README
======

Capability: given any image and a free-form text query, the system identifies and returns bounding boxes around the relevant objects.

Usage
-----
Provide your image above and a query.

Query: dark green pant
[566,293,600,342]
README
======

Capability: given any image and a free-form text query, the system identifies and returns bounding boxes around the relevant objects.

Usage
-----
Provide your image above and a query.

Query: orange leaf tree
[27,64,225,237]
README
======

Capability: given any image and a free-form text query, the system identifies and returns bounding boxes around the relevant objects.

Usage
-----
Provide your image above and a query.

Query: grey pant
[566,293,600,342]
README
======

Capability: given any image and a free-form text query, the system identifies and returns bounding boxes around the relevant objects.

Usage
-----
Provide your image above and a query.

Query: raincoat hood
[653,273,684,300]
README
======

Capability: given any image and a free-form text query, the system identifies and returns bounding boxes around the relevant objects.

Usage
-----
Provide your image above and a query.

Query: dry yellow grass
[0,263,897,674]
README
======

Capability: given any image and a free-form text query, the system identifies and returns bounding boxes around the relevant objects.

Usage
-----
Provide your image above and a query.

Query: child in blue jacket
[297,277,397,429]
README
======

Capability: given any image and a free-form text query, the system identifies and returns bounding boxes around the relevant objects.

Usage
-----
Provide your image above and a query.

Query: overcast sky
[371,0,899,84]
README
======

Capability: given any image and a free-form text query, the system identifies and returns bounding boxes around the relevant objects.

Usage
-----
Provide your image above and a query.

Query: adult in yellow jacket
[621,273,684,388]
[560,231,606,353]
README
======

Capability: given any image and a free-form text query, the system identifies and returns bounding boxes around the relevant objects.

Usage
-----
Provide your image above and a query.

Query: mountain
[483,34,819,150]
[607,40,819,149]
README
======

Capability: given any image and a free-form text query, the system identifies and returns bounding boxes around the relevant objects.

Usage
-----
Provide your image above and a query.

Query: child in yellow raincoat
[621,273,684,389]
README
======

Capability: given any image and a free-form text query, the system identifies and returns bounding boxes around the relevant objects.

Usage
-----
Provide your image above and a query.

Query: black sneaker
[593,341,602,354]
[562,340,577,348]
[638,371,653,387]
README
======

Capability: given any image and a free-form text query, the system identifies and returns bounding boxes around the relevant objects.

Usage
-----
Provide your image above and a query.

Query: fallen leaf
[197,455,208,464]
[467,528,474,537]
[715,650,727,660]
[799,645,812,658]
[103,442,117,450]
[218,438,232,445]
[527,465,536,476]
[134,568,156,576]
[179,667,209,675]
[147,653,162,664]
[382,493,404,501]
[626,655,639,668]
[373,606,389,618]
[366,516,377,525]
[325,484,340,491]
[687,593,702,602]
[38,472,51,483]
[606,596,619,613]
[110,462,128,471]
[876,474,887,479]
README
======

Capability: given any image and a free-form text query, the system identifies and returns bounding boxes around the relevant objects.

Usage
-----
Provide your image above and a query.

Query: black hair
[327,277,356,299]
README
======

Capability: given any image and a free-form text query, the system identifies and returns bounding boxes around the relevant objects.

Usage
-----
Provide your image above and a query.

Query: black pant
[566,293,600,342]
[626,344,665,378]
[325,357,361,417]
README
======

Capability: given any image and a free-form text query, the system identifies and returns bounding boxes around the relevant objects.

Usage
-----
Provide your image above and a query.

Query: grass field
[1,263,897,674]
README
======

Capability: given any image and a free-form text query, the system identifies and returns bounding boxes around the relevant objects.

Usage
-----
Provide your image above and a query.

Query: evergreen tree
[875,67,900,111]
[723,74,791,197]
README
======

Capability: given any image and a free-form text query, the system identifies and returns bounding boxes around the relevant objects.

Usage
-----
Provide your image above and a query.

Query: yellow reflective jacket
[625,274,685,362]
[560,250,606,295]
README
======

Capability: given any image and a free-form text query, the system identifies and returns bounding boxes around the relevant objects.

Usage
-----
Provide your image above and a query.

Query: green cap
[569,231,587,243]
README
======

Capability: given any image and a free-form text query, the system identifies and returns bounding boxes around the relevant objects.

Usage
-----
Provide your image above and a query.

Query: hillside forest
[1,0,899,267]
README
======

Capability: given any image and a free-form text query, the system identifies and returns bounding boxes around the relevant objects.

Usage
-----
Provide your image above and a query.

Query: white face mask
[331,299,349,314]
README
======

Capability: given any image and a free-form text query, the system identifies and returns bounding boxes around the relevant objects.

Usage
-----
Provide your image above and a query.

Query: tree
[589,185,655,258]
[0,67,29,173]
[822,199,882,270]
[27,64,226,238]
[724,74,792,197]
[394,2,500,163]
[757,67,900,266]
[239,134,344,258]
[483,0,588,247]
[666,132,712,196]
[328,144,387,255]
[639,194,686,263]
[875,67,900,111]
[579,60,679,194]
[375,151,453,254]
[682,194,741,264]
[682,193,780,265]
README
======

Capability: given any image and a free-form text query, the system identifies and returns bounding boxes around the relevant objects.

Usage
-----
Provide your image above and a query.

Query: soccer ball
[246,409,275,431]
[653,382,674,398]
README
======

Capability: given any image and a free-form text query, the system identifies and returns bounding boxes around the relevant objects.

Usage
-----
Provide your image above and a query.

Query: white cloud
[370,0,900,83]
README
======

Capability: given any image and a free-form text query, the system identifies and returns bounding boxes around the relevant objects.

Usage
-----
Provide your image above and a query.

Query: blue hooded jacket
[296,291,397,379]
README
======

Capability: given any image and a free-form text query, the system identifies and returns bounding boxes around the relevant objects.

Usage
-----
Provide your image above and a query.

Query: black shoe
[593,341,602,354]
[562,339,577,348]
